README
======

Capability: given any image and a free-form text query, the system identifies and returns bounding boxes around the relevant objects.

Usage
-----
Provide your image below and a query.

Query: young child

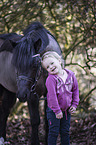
[41,51,79,145]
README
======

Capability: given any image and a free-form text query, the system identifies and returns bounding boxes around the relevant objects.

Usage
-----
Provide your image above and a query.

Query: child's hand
[56,112,63,119]
[69,106,76,114]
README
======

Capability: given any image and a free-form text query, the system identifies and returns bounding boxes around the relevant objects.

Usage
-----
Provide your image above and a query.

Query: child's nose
[50,65,53,69]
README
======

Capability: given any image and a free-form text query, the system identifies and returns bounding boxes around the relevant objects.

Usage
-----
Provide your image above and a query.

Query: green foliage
[0,0,96,112]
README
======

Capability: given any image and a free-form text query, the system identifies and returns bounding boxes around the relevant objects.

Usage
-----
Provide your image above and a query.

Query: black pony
[0,22,62,145]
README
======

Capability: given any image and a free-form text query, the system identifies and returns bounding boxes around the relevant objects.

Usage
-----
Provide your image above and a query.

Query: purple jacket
[46,69,79,115]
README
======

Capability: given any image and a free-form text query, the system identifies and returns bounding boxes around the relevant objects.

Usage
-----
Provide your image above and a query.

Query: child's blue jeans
[46,107,71,145]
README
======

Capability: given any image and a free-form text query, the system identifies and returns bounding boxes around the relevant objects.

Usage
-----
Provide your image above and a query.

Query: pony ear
[0,39,15,52]
[34,38,42,53]
[9,39,18,48]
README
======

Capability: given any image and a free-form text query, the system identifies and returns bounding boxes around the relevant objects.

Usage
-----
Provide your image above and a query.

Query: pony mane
[24,21,57,42]
[23,21,45,35]
[12,22,49,72]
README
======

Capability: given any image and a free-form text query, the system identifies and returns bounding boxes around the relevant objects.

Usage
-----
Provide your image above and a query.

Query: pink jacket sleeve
[71,73,79,108]
[46,76,62,114]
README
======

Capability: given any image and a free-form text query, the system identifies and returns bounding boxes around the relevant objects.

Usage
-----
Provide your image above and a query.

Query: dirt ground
[5,104,96,145]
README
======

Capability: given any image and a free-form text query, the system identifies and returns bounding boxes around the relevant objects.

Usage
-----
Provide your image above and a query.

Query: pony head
[12,36,43,102]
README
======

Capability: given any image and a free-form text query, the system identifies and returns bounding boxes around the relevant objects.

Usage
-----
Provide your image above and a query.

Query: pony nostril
[18,96,27,102]
[17,93,27,102]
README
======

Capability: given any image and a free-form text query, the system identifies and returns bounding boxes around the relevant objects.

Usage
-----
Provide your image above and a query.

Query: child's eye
[47,66,49,69]
[51,62,54,65]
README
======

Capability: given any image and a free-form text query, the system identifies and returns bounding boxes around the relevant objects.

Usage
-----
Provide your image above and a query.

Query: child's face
[42,57,62,75]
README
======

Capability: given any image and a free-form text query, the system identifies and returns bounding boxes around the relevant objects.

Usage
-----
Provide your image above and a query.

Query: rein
[30,53,41,93]
[30,62,41,93]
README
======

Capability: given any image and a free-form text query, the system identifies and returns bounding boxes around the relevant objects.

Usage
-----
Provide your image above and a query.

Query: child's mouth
[52,67,56,71]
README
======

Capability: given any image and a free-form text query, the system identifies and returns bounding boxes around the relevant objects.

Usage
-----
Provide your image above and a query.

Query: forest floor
[5,102,96,145]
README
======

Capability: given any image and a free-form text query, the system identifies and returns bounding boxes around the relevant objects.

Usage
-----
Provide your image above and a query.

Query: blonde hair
[41,51,64,69]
